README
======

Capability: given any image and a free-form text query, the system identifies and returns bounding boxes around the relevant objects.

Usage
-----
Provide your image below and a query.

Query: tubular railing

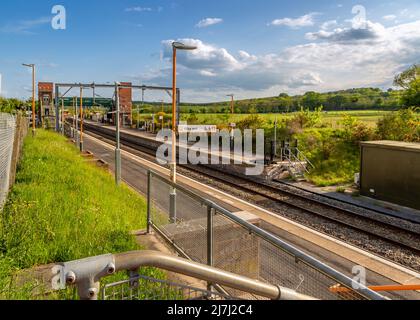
[146,170,386,301]
[54,250,316,300]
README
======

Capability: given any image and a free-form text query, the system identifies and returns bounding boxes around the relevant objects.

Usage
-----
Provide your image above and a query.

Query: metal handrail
[147,170,387,301]
[296,147,315,169]
[285,148,310,174]
[56,250,317,300]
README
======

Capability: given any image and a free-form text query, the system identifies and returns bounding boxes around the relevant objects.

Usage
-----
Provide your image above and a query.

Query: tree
[302,92,323,110]
[394,64,420,90]
[401,78,420,107]
[394,65,420,107]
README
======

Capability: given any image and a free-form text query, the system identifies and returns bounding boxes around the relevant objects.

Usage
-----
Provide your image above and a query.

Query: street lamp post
[170,41,197,222]
[115,82,121,186]
[22,63,36,137]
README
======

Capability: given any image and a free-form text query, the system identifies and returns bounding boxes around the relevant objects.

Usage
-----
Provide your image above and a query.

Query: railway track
[80,122,420,259]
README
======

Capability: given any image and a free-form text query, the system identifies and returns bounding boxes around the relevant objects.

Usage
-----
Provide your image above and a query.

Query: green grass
[0,130,149,299]
[178,110,390,128]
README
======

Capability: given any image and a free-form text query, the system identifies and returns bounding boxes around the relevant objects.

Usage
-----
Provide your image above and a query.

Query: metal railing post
[207,205,214,292]
[147,171,152,234]
[75,98,80,147]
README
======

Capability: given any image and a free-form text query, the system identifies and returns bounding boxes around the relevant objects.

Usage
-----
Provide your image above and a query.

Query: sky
[0,0,419,102]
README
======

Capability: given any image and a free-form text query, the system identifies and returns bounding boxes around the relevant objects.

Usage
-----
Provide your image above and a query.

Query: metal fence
[56,250,315,300]
[147,170,386,301]
[0,113,16,208]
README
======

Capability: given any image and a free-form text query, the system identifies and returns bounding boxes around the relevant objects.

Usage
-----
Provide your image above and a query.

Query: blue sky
[0,0,419,102]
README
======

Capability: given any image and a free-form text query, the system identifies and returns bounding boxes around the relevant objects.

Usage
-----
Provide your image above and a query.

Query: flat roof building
[360,141,420,210]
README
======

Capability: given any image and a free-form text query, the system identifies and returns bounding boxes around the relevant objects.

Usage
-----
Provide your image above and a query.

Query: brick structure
[38,82,54,117]
[118,82,132,126]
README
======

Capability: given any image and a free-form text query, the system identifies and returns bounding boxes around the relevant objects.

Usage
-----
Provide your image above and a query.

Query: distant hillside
[174,88,404,114]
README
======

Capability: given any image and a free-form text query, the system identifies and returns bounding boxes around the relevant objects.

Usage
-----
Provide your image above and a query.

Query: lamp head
[172,42,197,51]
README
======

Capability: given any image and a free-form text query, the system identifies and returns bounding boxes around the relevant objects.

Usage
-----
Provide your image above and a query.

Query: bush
[376,108,420,142]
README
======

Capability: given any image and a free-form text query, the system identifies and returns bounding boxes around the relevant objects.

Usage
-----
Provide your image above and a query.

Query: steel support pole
[207,206,214,292]
[40,99,44,129]
[72,97,75,138]
[31,65,36,136]
[147,171,152,234]
[79,87,84,152]
[55,84,60,132]
[61,99,65,135]
[169,48,178,223]
[75,97,80,147]
[115,83,121,186]
[274,117,278,157]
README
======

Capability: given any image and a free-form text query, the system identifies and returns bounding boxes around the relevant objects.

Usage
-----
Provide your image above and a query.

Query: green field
[179,110,390,128]
[0,130,150,299]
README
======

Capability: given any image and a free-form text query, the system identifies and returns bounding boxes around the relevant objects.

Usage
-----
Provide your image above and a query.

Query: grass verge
[0,130,148,299]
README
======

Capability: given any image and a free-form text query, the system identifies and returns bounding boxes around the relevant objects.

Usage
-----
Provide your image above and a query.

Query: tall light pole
[171,42,197,183]
[227,94,235,114]
[22,63,36,137]
[115,82,121,186]
[80,86,84,152]
[170,41,197,222]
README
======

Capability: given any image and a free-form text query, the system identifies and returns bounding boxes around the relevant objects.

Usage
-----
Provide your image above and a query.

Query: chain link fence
[148,170,385,300]
[0,113,28,209]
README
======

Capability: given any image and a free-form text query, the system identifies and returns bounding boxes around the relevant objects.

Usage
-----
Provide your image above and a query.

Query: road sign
[178,125,218,134]
[229,123,236,128]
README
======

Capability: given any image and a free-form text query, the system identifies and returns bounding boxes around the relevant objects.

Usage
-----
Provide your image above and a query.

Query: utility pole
[115,82,121,186]
[227,94,235,114]
[22,63,36,136]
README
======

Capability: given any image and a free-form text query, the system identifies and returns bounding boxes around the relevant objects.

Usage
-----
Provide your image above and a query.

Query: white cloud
[269,13,318,29]
[305,20,386,43]
[145,19,420,102]
[321,20,338,30]
[196,18,223,28]
[125,7,152,12]
[383,15,397,21]
[0,17,50,35]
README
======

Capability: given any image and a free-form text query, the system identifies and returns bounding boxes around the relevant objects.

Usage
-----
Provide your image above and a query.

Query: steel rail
[69,122,394,299]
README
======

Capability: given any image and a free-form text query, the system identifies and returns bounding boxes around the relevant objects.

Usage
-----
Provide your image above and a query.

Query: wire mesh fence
[0,113,16,208]
[148,170,383,300]
[102,274,238,301]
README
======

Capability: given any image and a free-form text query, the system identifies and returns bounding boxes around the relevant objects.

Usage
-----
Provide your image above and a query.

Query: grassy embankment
[0,130,151,299]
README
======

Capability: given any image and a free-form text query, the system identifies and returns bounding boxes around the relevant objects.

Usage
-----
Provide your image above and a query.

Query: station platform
[282,179,420,224]
[83,120,420,222]
[79,131,420,300]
